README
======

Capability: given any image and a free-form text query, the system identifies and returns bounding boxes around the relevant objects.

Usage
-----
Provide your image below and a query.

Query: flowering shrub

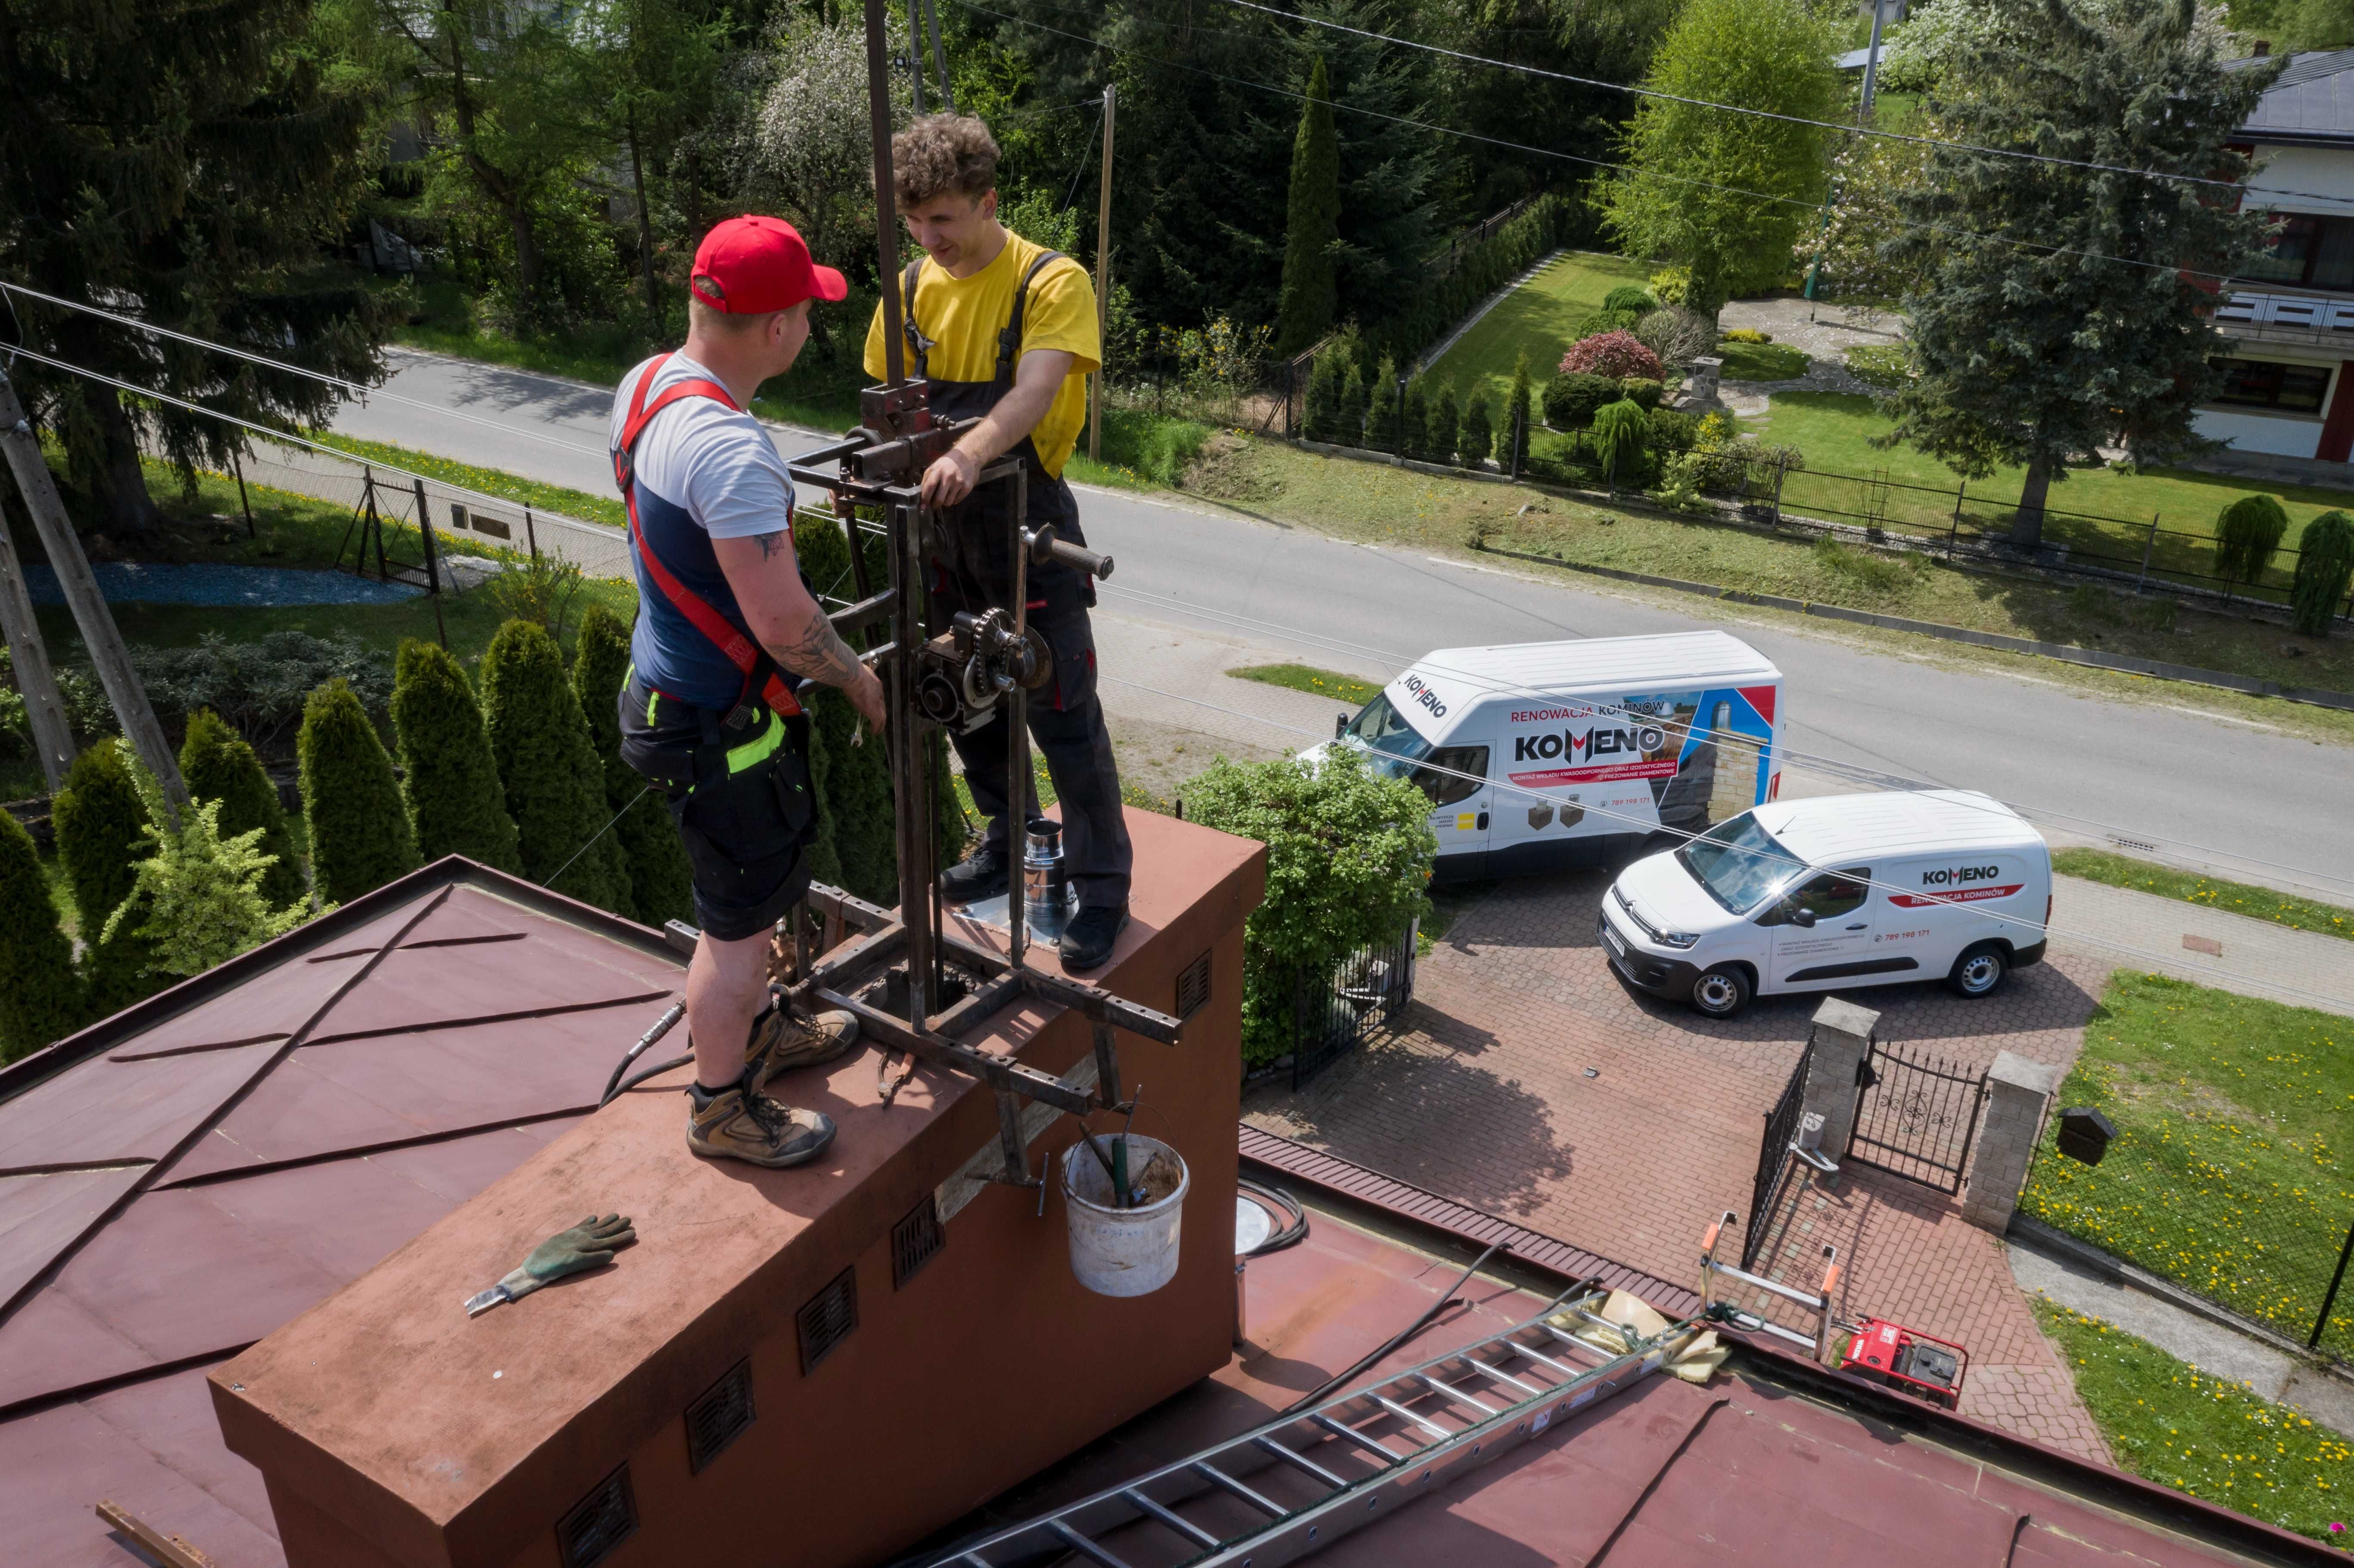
[1559,330,1661,382]
[1721,327,1772,344]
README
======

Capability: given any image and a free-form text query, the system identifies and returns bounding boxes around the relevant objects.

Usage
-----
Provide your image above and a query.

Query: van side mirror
[1789,907,1818,929]
[1336,712,1350,739]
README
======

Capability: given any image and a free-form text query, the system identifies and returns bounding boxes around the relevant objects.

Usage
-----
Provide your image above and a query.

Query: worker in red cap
[610,215,883,1170]
[869,114,1132,973]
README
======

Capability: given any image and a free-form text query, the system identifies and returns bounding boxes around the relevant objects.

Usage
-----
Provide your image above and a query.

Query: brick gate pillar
[1962,1050,2062,1232]
[1800,997,1878,1170]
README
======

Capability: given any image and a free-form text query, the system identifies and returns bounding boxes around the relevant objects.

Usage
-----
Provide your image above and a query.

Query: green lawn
[1716,340,1810,382]
[2033,1297,2354,1542]
[1425,251,1654,411]
[1228,663,1382,707]
[2053,849,2354,943]
[308,432,626,529]
[1755,391,2354,600]
[2018,971,2354,1358]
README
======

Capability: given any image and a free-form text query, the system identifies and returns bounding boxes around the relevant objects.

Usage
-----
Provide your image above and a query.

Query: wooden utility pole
[1089,84,1116,465]
[0,365,189,820]
[0,470,76,793]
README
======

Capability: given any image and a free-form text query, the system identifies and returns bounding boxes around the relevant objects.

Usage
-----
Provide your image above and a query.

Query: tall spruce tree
[181,708,304,909]
[0,810,84,1061]
[1600,0,1839,328]
[52,739,166,1019]
[0,0,388,535]
[1882,0,2274,547]
[1276,56,1342,357]
[1431,382,1461,465]
[299,678,420,905]
[480,619,630,912]
[571,605,693,926]
[389,639,521,871]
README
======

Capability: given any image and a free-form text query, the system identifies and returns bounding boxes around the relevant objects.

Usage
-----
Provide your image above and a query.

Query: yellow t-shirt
[864,230,1100,478]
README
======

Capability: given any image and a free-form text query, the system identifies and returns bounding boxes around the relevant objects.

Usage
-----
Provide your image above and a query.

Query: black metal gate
[1743,1038,1814,1269]
[1290,918,1419,1090]
[1847,1039,1987,1194]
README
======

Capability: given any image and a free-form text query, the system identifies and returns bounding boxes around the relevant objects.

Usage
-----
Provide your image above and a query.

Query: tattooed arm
[714,530,887,731]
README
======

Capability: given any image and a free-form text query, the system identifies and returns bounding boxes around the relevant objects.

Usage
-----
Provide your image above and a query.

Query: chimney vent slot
[892,1196,945,1288]
[556,1464,637,1568]
[684,1359,756,1474]
[1175,950,1212,1019]
[797,1266,859,1373]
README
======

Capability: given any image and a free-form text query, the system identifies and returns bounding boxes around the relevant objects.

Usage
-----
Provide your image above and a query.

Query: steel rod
[866,0,906,388]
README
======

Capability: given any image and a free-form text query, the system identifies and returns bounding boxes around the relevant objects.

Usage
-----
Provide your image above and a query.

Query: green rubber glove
[497,1213,636,1300]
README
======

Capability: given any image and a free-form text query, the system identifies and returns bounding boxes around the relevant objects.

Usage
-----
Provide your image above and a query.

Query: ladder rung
[1121,1489,1220,1549]
[1310,1412,1402,1465]
[1193,1461,1286,1518]
[1417,1372,1498,1416]
[1464,1357,1543,1396]
[1048,1519,1131,1568]
[1371,1393,1452,1439]
[1253,1434,1350,1489]
[1504,1336,1587,1378]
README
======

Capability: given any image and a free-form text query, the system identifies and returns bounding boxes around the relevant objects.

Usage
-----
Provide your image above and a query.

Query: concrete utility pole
[0,364,190,820]
[0,470,76,793]
[1089,84,1116,465]
[1858,0,1891,123]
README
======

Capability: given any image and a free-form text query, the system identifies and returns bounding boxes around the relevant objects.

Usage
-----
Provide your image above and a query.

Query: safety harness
[612,352,803,727]
[900,249,1066,396]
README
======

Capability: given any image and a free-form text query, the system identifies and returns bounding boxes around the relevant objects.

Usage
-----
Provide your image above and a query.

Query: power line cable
[0,281,616,460]
[946,0,2274,287]
[1097,670,2354,1011]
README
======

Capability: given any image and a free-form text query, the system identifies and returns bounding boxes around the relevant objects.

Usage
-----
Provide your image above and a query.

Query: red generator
[1838,1318,1968,1410]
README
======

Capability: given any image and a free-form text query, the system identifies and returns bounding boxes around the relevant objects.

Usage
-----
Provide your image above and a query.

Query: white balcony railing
[2214,289,2354,335]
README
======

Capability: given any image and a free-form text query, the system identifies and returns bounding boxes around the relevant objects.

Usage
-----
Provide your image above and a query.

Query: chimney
[2254,39,2271,56]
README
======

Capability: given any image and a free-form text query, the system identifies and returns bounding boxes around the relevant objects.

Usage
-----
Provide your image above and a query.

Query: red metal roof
[0,859,683,1567]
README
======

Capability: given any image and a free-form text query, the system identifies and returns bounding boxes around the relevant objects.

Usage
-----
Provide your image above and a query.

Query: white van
[1317,632,1784,880]
[1599,790,2052,1018]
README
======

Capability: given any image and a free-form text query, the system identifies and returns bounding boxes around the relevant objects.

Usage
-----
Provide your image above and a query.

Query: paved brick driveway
[1243,869,2115,1462]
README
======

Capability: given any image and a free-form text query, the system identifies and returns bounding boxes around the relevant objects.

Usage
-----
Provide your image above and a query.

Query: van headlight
[1656,930,1700,949]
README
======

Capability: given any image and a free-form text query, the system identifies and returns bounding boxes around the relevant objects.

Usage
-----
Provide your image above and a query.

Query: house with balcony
[2206,49,2354,471]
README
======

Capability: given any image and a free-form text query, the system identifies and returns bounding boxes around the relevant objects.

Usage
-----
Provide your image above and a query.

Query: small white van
[1317,632,1784,880]
[1599,790,2052,1018]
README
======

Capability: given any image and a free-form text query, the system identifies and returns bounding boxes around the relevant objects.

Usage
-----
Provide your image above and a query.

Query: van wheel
[1690,965,1751,1019]
[1947,943,2009,999]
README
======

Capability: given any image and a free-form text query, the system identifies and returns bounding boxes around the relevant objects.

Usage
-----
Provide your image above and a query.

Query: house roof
[918,1155,2345,1568]
[0,857,685,1568]
[2232,49,2354,146]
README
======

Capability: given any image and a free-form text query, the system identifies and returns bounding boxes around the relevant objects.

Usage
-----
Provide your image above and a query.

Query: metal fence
[1723,454,2354,625]
[2023,1134,2354,1367]
[1744,1037,1815,1269]
[1289,918,1419,1091]
[1845,1039,1987,1196]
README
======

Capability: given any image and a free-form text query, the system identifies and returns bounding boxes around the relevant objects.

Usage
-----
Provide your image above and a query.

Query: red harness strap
[613,352,802,719]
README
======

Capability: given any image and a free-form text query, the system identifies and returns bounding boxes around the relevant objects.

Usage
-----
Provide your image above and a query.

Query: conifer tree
[1507,353,1534,473]
[1431,382,1461,465]
[181,709,304,909]
[0,810,83,1061]
[1275,56,1342,357]
[390,639,522,872]
[2292,511,2354,637]
[1339,361,1369,447]
[53,739,165,1018]
[571,605,693,925]
[300,679,421,906]
[480,619,631,912]
[108,760,308,977]
[1367,356,1401,454]
[1461,391,1495,465]
[1401,373,1429,461]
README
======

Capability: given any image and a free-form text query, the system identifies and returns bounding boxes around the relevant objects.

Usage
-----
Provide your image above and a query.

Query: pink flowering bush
[1559,330,1661,382]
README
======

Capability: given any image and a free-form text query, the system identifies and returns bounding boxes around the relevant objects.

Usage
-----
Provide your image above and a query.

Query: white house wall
[2193,407,2326,457]
[2243,143,2354,218]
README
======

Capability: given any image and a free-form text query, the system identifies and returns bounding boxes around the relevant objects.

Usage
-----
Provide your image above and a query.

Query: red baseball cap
[690,216,847,313]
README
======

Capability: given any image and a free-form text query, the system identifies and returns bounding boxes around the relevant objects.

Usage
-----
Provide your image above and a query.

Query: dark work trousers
[929,474,1133,911]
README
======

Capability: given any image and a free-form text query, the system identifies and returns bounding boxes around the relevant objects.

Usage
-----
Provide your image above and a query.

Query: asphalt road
[333,349,2354,891]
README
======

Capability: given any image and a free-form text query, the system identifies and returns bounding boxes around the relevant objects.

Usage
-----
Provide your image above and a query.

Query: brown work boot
[744,999,859,1092]
[686,1081,838,1169]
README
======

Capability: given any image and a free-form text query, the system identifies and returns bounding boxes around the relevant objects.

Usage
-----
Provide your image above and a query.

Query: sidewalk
[2045,876,2354,1018]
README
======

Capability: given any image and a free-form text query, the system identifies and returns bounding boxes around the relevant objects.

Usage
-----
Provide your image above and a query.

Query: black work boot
[938,846,1011,905]
[1060,903,1129,973]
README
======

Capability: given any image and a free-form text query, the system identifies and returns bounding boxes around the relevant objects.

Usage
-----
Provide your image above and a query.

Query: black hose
[1238,1179,1308,1256]
[604,1053,694,1106]
[1281,1240,1509,1415]
[601,1003,686,1108]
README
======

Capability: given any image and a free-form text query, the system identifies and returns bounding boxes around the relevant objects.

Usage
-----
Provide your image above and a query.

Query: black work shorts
[618,676,814,943]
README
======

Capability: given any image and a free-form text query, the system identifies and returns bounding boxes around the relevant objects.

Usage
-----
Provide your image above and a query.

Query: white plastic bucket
[1063,1134,1188,1297]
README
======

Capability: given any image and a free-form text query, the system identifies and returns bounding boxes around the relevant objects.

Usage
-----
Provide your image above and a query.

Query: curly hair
[892,113,999,208]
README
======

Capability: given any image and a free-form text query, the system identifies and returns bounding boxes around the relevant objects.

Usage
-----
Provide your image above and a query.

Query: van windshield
[1676,812,1802,915]
[1343,694,1435,778]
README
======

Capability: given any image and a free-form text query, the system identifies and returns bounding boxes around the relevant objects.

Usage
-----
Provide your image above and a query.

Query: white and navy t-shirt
[610,353,797,711]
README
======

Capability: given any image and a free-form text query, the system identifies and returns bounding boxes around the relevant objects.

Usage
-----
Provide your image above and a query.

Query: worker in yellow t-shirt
[864,112,1131,971]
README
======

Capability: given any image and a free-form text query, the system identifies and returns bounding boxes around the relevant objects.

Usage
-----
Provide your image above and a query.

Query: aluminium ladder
[921,1284,1705,1568]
